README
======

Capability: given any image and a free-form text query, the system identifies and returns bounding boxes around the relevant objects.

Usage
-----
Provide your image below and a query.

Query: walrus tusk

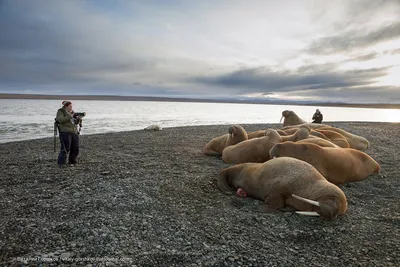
[279,116,284,123]
[295,211,320,216]
[292,194,320,207]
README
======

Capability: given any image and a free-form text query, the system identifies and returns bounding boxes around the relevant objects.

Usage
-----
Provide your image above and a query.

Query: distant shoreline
[1,93,400,109]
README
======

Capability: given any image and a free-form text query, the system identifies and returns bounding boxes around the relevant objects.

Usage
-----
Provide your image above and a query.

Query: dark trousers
[58,132,79,165]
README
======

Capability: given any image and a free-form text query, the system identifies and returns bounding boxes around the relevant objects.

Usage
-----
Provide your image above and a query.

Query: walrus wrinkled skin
[222,127,310,164]
[217,157,348,221]
[318,127,370,151]
[203,125,248,156]
[314,129,350,148]
[269,142,381,184]
[280,110,307,127]
[222,129,282,163]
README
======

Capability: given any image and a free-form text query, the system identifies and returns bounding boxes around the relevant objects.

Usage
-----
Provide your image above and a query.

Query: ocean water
[0,99,400,143]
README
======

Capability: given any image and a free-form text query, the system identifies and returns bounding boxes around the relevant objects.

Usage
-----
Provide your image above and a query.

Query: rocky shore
[1,122,399,267]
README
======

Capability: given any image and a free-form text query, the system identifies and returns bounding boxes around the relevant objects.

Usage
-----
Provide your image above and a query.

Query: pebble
[60,252,71,259]
[1,124,399,267]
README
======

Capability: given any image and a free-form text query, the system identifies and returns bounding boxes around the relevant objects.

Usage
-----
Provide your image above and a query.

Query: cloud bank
[0,0,399,103]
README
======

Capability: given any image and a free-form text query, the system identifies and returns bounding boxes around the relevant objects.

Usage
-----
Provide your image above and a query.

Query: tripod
[54,120,68,155]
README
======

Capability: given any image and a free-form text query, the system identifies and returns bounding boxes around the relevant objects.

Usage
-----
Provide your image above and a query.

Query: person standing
[312,109,323,123]
[55,100,81,167]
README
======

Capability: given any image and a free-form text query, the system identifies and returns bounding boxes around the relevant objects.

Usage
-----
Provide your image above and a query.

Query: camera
[73,112,86,118]
[73,112,86,127]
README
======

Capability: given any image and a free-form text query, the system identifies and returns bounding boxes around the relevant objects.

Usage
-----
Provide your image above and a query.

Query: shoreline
[1,93,400,110]
[2,121,398,145]
[1,122,399,266]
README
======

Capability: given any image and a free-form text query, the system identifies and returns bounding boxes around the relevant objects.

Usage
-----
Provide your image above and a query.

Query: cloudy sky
[1,0,400,103]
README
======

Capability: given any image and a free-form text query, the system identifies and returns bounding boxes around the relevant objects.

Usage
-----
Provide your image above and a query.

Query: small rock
[60,252,71,259]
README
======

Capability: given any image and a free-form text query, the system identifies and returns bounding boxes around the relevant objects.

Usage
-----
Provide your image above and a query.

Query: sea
[1,99,400,144]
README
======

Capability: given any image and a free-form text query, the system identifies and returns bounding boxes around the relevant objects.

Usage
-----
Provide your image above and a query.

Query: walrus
[217,157,348,221]
[276,129,288,136]
[222,127,310,164]
[269,142,381,184]
[203,125,248,156]
[280,126,311,142]
[247,130,267,139]
[281,127,330,141]
[281,123,331,130]
[280,110,307,127]
[314,129,350,148]
[318,127,370,151]
[248,126,302,139]
[222,129,282,163]
[296,137,339,148]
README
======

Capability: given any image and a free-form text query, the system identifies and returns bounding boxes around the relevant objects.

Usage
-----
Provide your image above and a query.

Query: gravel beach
[1,122,399,267]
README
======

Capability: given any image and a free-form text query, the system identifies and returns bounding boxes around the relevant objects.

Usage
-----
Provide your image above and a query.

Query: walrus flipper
[256,193,285,213]
[217,170,235,195]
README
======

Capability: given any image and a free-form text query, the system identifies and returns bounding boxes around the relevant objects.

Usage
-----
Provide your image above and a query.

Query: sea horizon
[1,93,400,110]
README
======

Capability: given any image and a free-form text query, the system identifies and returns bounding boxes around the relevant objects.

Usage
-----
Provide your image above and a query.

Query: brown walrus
[222,129,282,163]
[281,123,331,130]
[281,127,330,141]
[203,125,248,156]
[296,137,339,148]
[314,129,350,148]
[269,142,381,184]
[248,126,306,139]
[280,126,311,142]
[247,130,267,139]
[276,129,288,136]
[280,110,307,127]
[318,127,370,151]
[222,127,310,164]
[217,157,348,221]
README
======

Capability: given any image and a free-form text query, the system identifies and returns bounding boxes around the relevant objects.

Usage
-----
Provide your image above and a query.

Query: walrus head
[280,110,292,123]
[292,127,311,141]
[292,194,342,221]
[281,110,308,127]
[363,139,370,150]
[269,143,285,158]
[228,126,237,137]
[299,125,311,132]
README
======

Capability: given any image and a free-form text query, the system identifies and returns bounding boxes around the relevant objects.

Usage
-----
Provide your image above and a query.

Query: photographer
[312,109,323,123]
[55,100,82,167]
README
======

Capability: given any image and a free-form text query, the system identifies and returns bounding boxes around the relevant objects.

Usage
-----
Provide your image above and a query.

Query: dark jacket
[56,108,78,133]
[312,112,323,123]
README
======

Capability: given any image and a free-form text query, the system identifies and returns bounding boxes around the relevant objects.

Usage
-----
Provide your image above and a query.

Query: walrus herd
[203,110,380,221]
